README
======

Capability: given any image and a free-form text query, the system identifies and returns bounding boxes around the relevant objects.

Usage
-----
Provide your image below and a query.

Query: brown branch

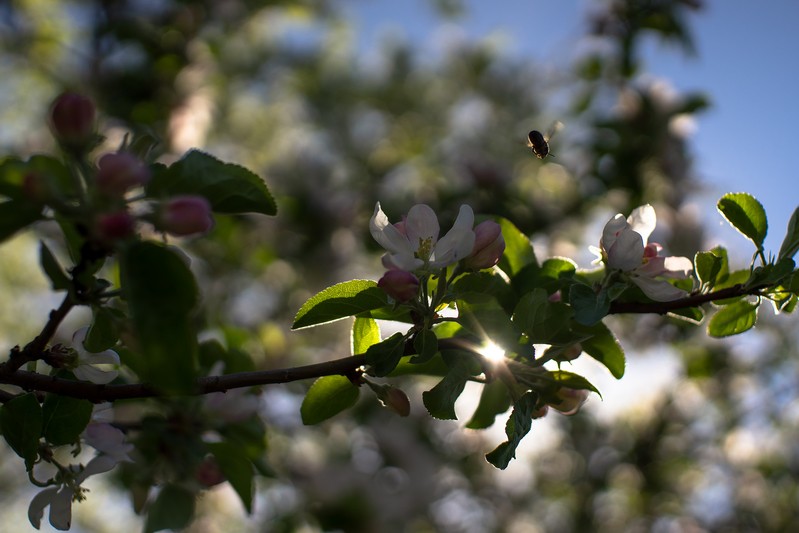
[1,294,75,374]
[608,284,765,315]
[0,354,368,402]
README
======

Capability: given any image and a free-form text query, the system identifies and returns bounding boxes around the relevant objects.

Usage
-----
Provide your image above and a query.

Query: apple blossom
[464,220,505,270]
[597,204,693,301]
[370,202,476,272]
[70,327,120,384]
[28,486,73,530]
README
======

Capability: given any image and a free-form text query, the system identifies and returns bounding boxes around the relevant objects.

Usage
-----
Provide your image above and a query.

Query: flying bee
[527,121,563,159]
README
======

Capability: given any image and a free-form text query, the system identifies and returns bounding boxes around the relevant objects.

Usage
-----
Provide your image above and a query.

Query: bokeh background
[2,1,799,531]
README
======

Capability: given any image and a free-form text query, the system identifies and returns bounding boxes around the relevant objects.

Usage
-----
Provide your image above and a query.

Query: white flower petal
[601,214,628,252]
[73,364,118,385]
[404,204,440,248]
[627,204,657,243]
[606,228,644,271]
[28,487,59,530]
[631,275,688,301]
[77,455,120,483]
[430,205,475,267]
[79,349,120,366]
[382,253,424,272]
[370,203,414,256]
[661,256,694,278]
[48,488,73,530]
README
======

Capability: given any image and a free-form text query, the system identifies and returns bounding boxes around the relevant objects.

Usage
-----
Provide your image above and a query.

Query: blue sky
[344,0,799,255]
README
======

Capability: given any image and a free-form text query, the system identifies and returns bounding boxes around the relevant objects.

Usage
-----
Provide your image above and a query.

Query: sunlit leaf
[300,375,360,425]
[778,206,799,260]
[707,300,758,337]
[694,250,723,288]
[352,316,381,355]
[292,280,388,329]
[717,193,768,249]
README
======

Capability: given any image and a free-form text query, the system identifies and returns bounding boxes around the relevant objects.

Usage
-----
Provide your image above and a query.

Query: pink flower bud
[160,195,214,236]
[382,386,411,417]
[96,152,150,197]
[49,92,96,149]
[195,457,226,487]
[377,270,420,302]
[464,220,504,270]
[549,388,589,416]
[95,211,136,243]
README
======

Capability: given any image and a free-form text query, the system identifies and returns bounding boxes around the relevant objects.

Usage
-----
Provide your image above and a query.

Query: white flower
[71,327,120,384]
[28,486,73,530]
[83,423,134,463]
[369,202,476,272]
[597,204,693,301]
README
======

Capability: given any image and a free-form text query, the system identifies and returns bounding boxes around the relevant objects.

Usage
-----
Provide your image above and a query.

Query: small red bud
[49,92,96,149]
[383,386,411,417]
[195,457,226,488]
[160,195,214,236]
[377,270,420,303]
[96,152,150,197]
[95,211,136,243]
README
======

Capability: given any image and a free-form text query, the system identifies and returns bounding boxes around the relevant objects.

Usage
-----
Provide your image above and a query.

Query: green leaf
[292,280,388,329]
[0,393,42,468]
[0,200,43,243]
[301,375,360,425]
[458,292,518,348]
[147,150,276,216]
[569,283,610,326]
[548,370,600,394]
[120,242,199,393]
[364,332,407,377]
[411,329,439,364]
[466,379,511,429]
[668,306,705,324]
[85,306,122,352]
[41,395,93,446]
[206,441,254,513]
[694,250,723,288]
[496,217,537,277]
[513,289,573,343]
[485,392,537,469]
[422,357,473,420]
[707,300,759,337]
[513,257,577,296]
[572,321,626,379]
[38,241,71,291]
[779,206,799,260]
[717,193,768,249]
[145,485,196,533]
[352,317,381,355]
[746,258,795,289]
[198,340,255,374]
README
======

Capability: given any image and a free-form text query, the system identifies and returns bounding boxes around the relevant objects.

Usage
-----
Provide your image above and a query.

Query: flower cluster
[370,202,505,302]
[28,407,133,530]
[595,204,693,301]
